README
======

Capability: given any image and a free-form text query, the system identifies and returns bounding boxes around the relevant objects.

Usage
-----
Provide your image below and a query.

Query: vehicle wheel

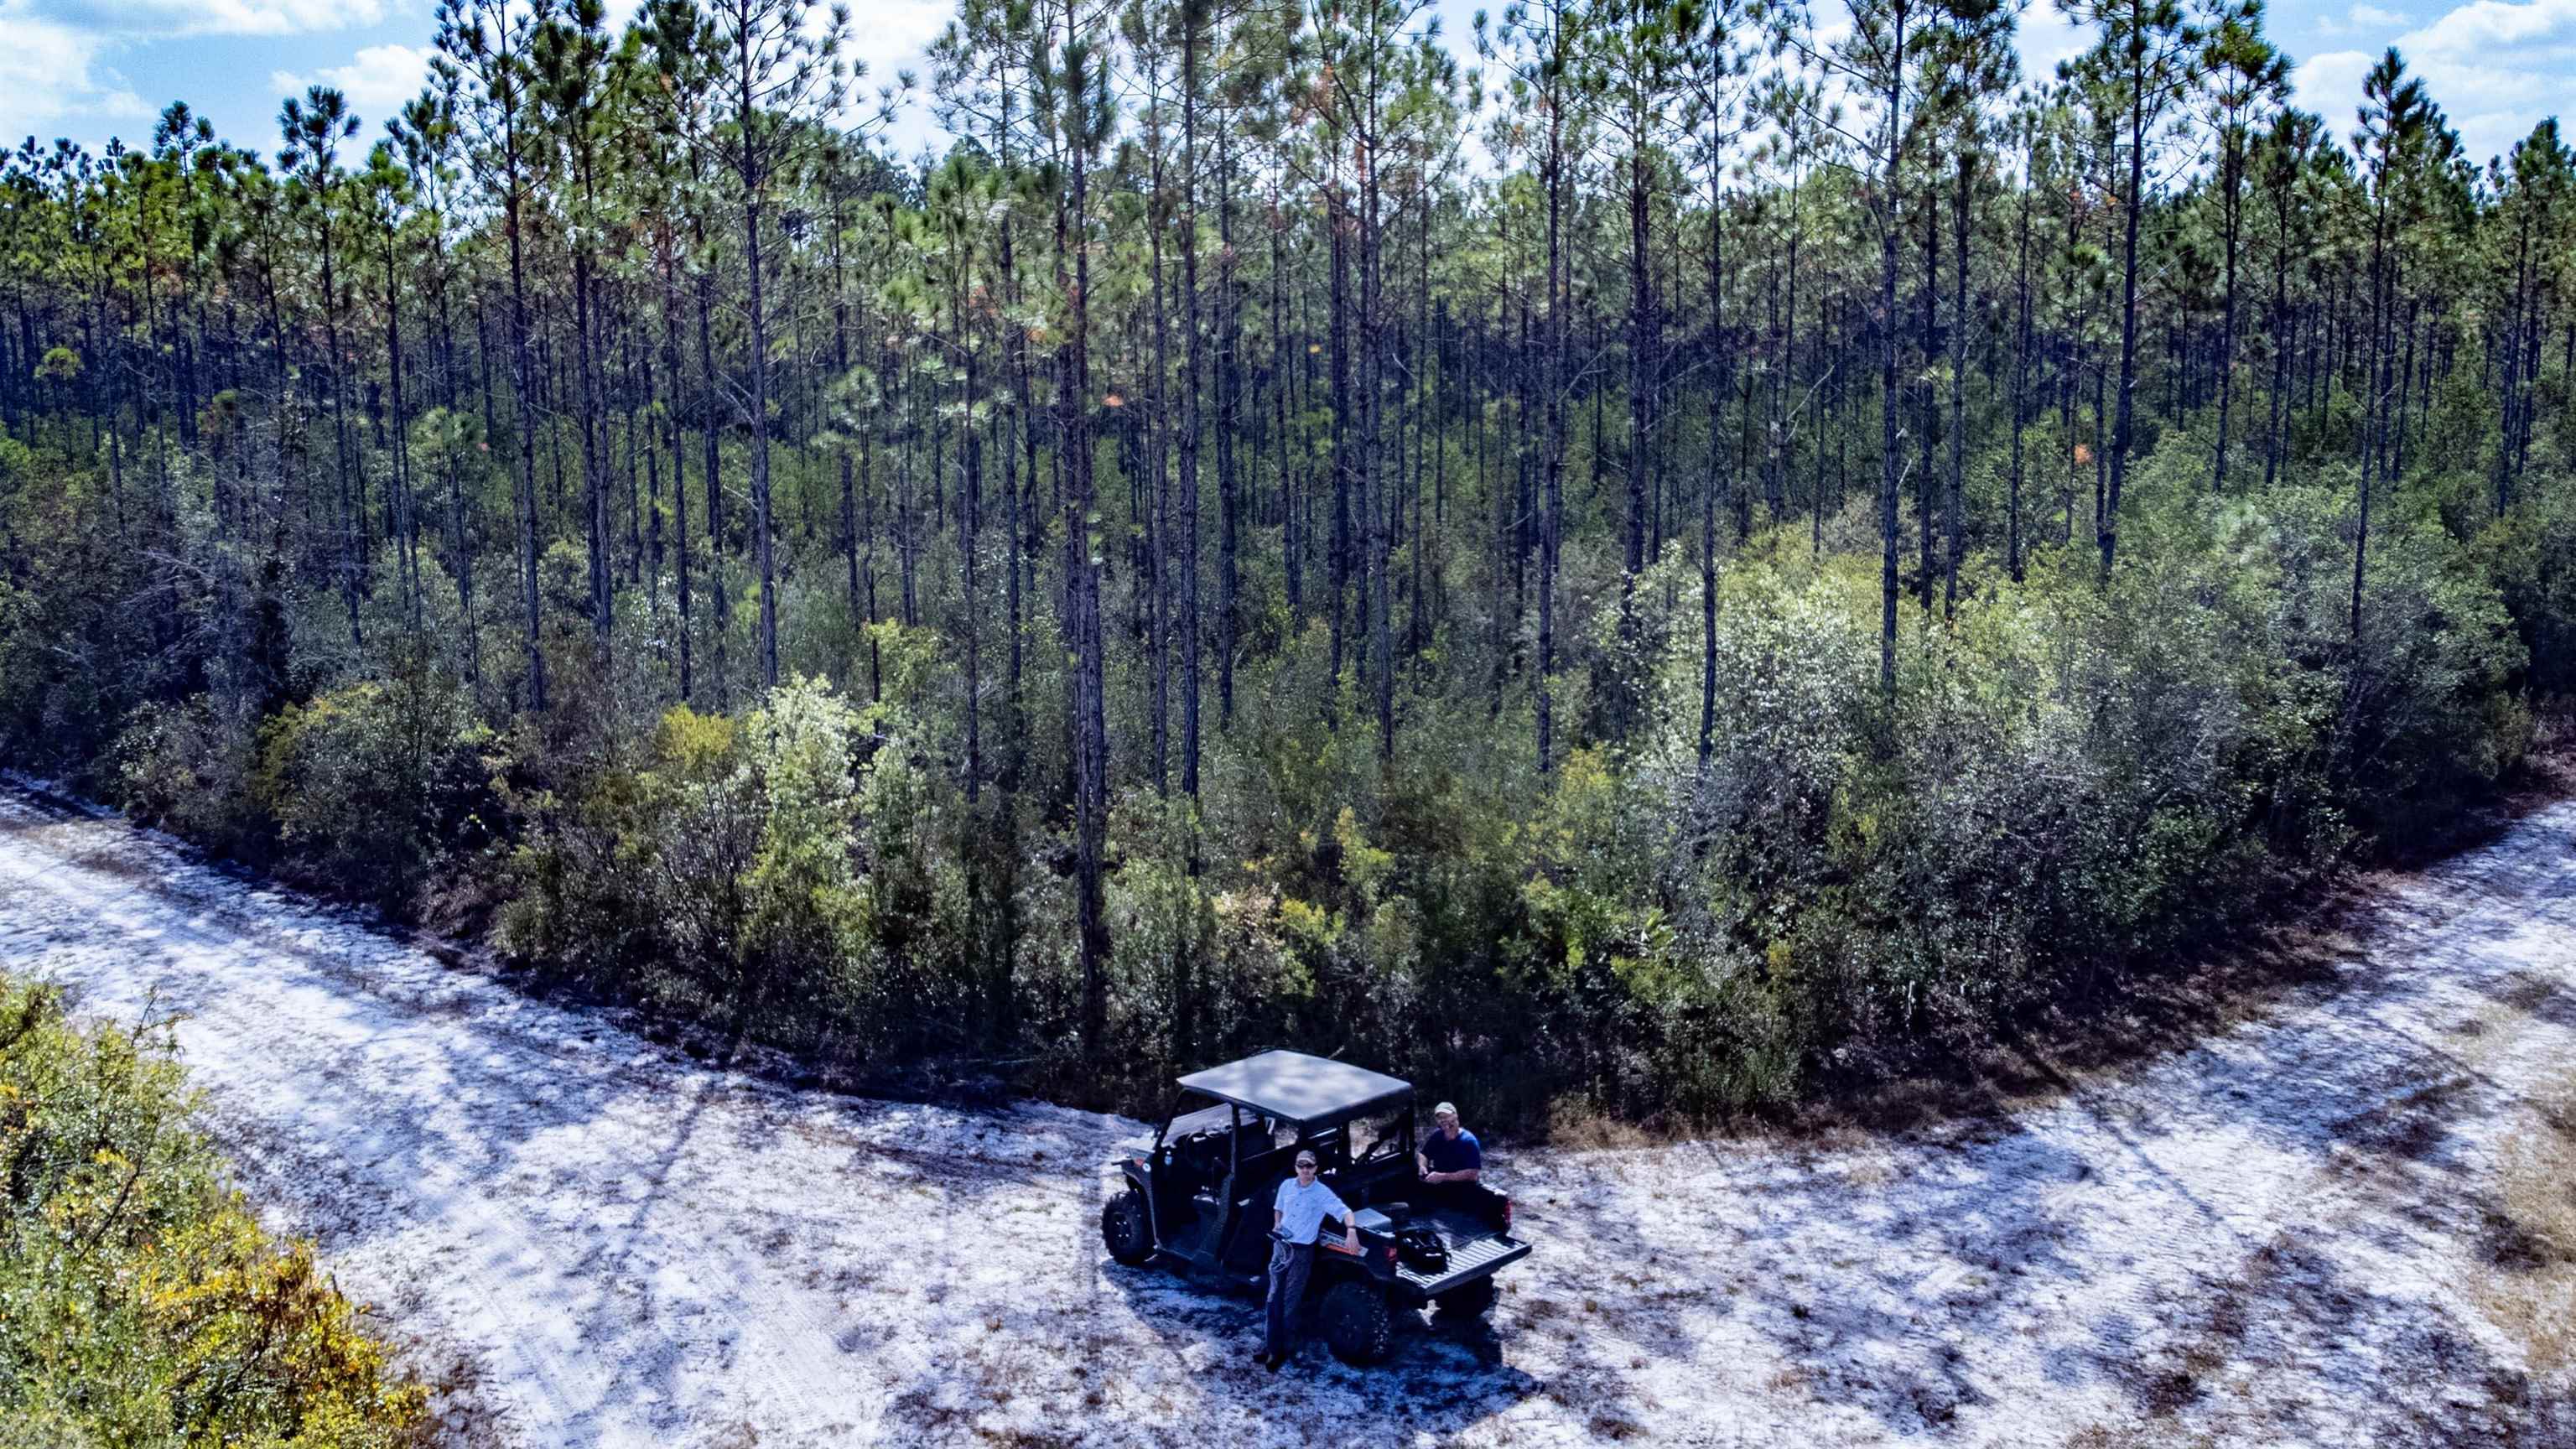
[1433,1276,1497,1321]
[1101,1190,1152,1265]
[1322,1280,1394,1365]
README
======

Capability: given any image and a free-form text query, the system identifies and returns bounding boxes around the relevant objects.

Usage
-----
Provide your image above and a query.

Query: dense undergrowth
[12,401,2568,1132]
[0,976,424,1446]
[3,0,2573,1140]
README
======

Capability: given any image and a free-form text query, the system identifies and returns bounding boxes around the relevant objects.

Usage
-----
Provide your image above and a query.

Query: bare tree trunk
[2008,179,2030,580]
[505,116,546,713]
[1945,149,1970,618]
[743,180,781,692]
[2101,75,2148,581]
[695,259,727,706]
[1877,3,1908,694]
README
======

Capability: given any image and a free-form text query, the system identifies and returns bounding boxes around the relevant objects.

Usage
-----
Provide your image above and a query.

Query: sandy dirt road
[1,784,2570,1447]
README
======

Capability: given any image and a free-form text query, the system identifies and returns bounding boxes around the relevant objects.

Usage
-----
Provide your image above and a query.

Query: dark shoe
[1263,1352,1285,1371]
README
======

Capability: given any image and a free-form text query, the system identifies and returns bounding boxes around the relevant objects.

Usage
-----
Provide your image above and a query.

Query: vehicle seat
[1190,1153,1228,1208]
[1171,1129,1233,1199]
[1187,1172,1233,1257]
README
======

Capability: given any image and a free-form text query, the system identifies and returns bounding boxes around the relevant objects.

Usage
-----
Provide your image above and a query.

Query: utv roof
[1176,1050,1413,1125]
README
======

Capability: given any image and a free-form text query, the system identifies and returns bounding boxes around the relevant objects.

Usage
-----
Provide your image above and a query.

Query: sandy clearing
[1,785,2571,1447]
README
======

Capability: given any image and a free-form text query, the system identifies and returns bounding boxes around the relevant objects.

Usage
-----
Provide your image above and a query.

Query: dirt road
[1,784,2569,1447]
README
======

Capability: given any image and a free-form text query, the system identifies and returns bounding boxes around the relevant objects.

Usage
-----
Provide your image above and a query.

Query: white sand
[1,784,2567,1447]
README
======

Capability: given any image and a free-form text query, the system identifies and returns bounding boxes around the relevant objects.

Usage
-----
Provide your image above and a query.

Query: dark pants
[1264,1239,1314,1357]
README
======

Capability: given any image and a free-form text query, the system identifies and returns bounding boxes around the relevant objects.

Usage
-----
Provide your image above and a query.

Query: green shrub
[733,676,873,1040]
[111,696,273,860]
[0,978,423,1446]
[501,675,973,1061]
[497,703,758,1015]
[253,672,496,914]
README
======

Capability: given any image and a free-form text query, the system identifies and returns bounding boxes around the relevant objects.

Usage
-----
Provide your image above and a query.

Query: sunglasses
[1296,1159,1317,1170]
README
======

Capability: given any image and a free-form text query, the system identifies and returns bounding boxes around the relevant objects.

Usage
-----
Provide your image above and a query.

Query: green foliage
[1348,439,2537,1119]
[0,3,2570,1138]
[252,670,496,912]
[2478,466,2576,696]
[112,696,271,860]
[499,676,982,1058]
[496,702,761,1018]
[736,677,873,1029]
[0,977,424,1446]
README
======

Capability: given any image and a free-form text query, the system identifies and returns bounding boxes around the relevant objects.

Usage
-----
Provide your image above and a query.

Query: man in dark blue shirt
[1416,1100,1482,1190]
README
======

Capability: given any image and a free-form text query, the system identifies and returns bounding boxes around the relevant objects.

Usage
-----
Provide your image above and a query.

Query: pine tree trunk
[1945,150,1970,618]
[1179,17,1204,797]
[1877,4,1907,695]
[2009,181,2030,581]
[2100,78,2148,582]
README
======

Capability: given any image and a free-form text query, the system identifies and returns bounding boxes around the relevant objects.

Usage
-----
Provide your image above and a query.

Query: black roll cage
[1150,1088,1417,1178]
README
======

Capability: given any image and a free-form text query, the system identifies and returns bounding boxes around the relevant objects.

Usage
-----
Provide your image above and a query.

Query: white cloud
[834,0,950,158]
[844,0,947,71]
[2018,0,2090,78]
[2293,0,2576,164]
[2289,47,2376,141]
[2393,0,2576,162]
[0,0,148,148]
[2403,0,2576,51]
[271,42,429,117]
[2319,3,2412,36]
[112,0,387,38]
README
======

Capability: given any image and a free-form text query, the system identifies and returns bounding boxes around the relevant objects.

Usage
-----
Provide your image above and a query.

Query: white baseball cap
[1433,1101,1458,1118]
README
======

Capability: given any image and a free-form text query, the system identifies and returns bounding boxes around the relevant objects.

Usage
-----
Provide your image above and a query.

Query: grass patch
[2475,1072,2576,1378]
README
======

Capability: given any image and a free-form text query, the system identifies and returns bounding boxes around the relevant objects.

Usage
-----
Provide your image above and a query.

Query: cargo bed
[1390,1204,1530,1298]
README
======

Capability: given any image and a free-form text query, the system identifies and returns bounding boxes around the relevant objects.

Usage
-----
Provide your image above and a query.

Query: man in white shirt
[1260,1150,1359,1368]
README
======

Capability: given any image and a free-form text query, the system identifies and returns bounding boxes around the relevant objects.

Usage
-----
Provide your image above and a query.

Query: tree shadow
[0,787,1131,1445]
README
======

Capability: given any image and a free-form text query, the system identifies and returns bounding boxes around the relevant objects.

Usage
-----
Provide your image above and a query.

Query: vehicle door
[1218,1114,1303,1273]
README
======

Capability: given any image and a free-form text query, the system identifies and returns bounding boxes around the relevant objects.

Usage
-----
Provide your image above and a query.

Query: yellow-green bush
[0,977,423,1446]
[499,675,977,1060]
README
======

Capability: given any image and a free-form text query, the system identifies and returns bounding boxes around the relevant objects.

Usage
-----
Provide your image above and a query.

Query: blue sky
[3,0,2567,172]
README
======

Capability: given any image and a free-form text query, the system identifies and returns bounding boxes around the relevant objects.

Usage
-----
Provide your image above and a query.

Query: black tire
[1322,1280,1394,1365]
[1433,1275,1498,1321]
[1101,1189,1152,1265]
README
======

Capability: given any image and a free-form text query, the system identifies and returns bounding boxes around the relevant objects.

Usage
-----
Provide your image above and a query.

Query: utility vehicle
[1099,1050,1530,1364]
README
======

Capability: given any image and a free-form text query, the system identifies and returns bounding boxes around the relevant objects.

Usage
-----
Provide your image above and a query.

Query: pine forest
[2,0,2572,1126]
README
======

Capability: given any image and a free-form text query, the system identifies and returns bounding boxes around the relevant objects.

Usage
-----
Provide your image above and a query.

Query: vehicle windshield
[1162,1098,1234,1145]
